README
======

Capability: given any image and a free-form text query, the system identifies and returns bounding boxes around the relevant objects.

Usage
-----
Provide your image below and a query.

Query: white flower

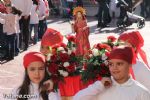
[72,47,76,52]
[62,71,69,77]
[58,70,69,77]
[92,48,99,56]
[102,53,108,60]
[68,49,72,55]
[63,62,70,67]
[57,47,65,51]
[58,70,63,74]
[89,54,93,57]
[62,51,67,53]
[47,53,52,61]
[104,60,109,66]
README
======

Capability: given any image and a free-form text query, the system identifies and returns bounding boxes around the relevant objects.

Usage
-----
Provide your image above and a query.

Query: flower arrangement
[46,35,84,89]
[81,35,118,83]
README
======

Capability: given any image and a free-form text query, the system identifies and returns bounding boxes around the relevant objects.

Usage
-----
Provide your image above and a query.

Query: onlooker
[29,0,39,44]
[0,6,22,60]
[66,0,74,19]
[11,0,33,51]
[96,0,111,28]
[76,0,83,7]
[37,0,47,40]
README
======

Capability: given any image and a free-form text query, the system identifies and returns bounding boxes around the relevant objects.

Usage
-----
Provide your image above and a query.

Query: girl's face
[27,61,45,84]
[76,12,83,19]
[6,6,12,13]
[40,45,51,56]
[4,0,11,5]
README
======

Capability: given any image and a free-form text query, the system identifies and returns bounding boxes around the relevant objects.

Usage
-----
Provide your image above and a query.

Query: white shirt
[11,0,33,16]
[73,77,150,100]
[0,17,5,24]
[30,4,39,24]
[133,59,150,91]
[38,0,47,20]
[9,82,60,100]
[0,12,20,35]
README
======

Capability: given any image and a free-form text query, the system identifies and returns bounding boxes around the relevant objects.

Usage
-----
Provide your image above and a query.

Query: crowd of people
[0,0,150,61]
[0,0,150,100]
[0,0,49,60]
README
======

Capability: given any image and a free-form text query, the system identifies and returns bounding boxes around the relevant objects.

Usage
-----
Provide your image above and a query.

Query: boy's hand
[101,77,112,88]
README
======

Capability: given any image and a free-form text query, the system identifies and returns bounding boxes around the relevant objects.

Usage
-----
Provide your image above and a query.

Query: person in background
[66,0,74,19]
[37,0,47,40]
[40,28,63,58]
[0,0,7,48]
[76,0,83,7]
[73,46,150,100]
[95,0,111,28]
[29,0,39,45]
[0,6,21,60]
[10,0,33,51]
[118,30,150,90]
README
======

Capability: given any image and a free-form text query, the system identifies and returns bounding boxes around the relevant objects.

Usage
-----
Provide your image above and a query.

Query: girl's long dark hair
[18,66,49,100]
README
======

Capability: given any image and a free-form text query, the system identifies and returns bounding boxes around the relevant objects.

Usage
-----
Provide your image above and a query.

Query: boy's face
[109,59,131,84]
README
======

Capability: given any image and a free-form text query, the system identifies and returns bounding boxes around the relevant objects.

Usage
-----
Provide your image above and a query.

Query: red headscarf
[118,31,149,68]
[23,52,46,68]
[41,28,63,47]
[109,47,135,64]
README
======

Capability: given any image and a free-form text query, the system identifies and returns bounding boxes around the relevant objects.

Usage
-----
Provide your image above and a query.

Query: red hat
[118,31,144,51]
[41,28,63,47]
[23,52,46,68]
[109,47,135,64]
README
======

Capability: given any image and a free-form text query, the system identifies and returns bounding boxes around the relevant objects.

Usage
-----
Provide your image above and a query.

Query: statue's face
[76,11,82,19]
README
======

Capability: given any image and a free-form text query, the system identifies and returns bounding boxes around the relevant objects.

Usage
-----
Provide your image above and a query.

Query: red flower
[66,35,76,43]
[70,51,76,57]
[51,75,59,84]
[99,69,107,75]
[96,43,111,51]
[60,43,67,48]
[107,36,117,42]
[59,52,69,62]
[105,52,110,57]
[52,44,60,49]
[100,63,105,67]
[51,54,57,62]
[66,65,75,73]
[48,63,59,74]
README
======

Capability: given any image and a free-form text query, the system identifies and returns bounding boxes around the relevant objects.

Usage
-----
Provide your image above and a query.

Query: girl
[118,30,150,90]
[0,6,21,60]
[12,52,60,100]
[72,7,90,57]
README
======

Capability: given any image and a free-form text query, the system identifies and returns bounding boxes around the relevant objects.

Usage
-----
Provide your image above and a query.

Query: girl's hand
[101,77,112,88]
[42,80,54,92]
